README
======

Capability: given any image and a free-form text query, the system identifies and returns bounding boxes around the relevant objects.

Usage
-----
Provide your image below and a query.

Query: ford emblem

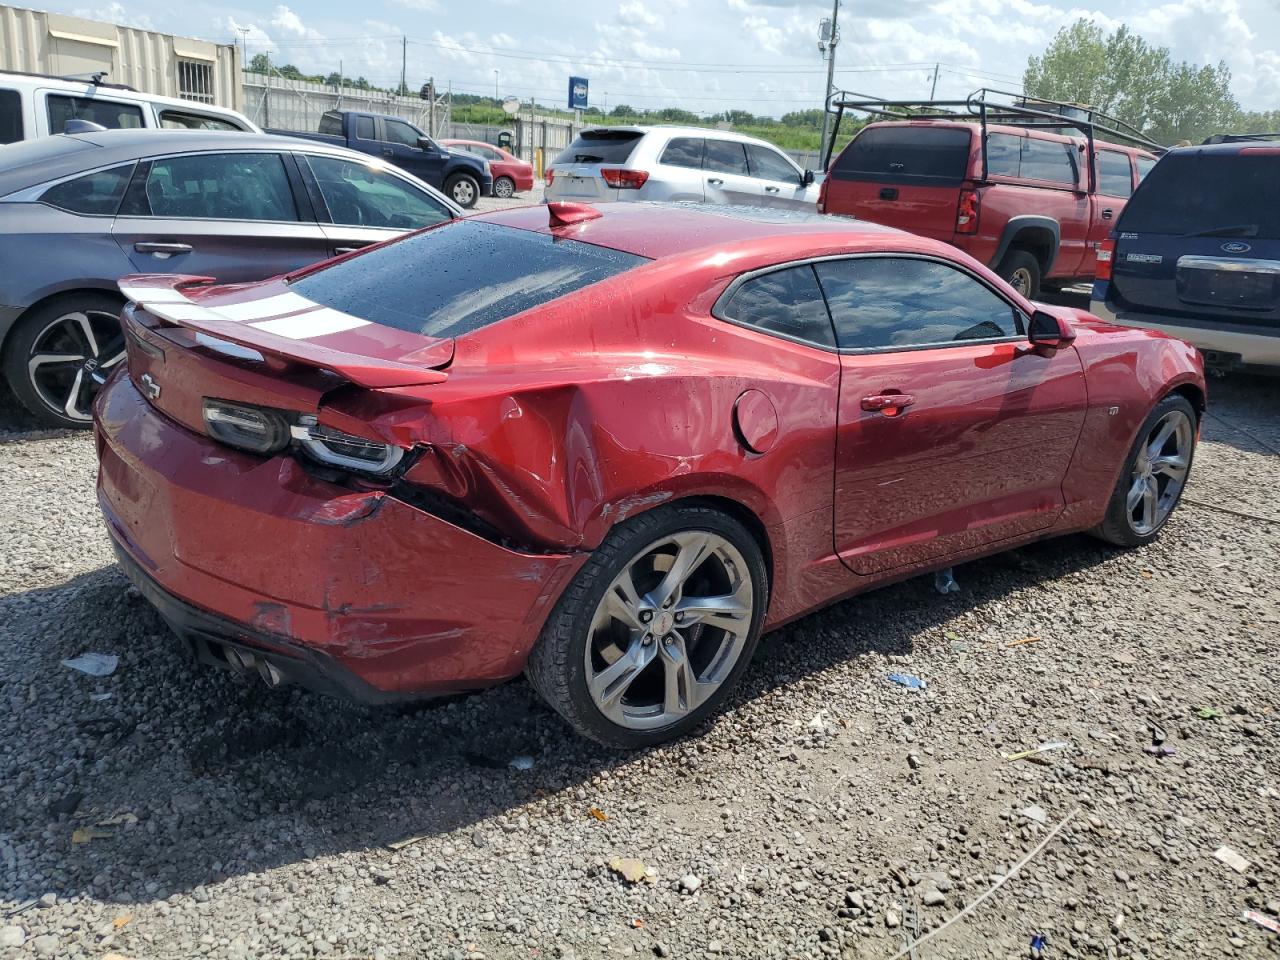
[1221,241,1252,254]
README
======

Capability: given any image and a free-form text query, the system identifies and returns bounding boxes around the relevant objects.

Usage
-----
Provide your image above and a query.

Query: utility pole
[400,36,407,97]
[817,0,841,169]
[930,62,939,99]
[494,69,500,101]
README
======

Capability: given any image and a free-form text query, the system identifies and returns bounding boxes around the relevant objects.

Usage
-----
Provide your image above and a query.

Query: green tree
[610,104,640,117]
[1023,19,1240,143]
[248,53,269,73]
[781,108,824,128]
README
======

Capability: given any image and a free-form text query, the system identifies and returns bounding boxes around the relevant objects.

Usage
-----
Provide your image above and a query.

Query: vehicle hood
[118,274,454,388]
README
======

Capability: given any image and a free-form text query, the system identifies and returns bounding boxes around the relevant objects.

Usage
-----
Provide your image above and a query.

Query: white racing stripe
[248,307,370,340]
[145,302,224,324]
[119,284,190,304]
[212,292,318,322]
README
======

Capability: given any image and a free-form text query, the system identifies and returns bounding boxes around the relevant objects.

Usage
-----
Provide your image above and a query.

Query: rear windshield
[554,130,643,165]
[831,126,971,185]
[1120,152,1280,239]
[290,220,649,338]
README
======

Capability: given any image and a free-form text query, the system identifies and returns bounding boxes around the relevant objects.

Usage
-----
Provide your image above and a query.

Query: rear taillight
[956,189,979,234]
[544,167,555,186]
[817,177,829,214]
[202,399,290,455]
[292,415,403,475]
[600,168,649,189]
[1096,237,1116,281]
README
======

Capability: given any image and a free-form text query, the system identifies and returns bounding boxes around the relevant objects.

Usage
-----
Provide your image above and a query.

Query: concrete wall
[0,4,242,110]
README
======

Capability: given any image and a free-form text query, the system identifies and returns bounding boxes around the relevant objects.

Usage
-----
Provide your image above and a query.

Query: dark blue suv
[1091,135,1280,371]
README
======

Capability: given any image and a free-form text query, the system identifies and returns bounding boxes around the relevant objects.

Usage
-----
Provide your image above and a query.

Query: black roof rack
[1201,132,1280,144]
[0,68,138,92]
[821,87,1167,190]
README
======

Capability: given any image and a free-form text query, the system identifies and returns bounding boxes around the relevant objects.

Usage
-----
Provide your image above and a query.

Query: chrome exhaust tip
[257,659,284,688]
[225,646,257,672]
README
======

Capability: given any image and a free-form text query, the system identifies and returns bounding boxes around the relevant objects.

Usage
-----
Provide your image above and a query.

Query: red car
[440,139,534,199]
[95,202,1204,748]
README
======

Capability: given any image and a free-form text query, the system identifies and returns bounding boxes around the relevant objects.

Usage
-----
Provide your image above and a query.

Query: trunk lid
[545,128,643,202]
[822,124,973,242]
[1110,149,1280,327]
[119,274,452,441]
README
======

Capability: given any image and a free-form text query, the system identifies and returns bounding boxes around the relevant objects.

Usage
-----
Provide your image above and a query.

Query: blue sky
[60,0,1280,115]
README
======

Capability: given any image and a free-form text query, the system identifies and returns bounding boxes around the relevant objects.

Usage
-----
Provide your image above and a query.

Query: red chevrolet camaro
[440,139,535,199]
[95,202,1204,747]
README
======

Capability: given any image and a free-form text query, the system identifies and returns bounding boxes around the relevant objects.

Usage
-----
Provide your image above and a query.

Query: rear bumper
[1091,285,1280,368]
[94,372,586,698]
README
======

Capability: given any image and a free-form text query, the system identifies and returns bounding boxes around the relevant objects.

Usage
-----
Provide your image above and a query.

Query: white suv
[0,71,259,145]
[545,125,819,209]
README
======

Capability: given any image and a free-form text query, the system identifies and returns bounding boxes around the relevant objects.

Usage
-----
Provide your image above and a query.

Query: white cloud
[391,0,442,10]
[618,0,662,28]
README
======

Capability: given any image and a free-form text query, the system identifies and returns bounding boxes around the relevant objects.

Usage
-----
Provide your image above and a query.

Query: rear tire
[445,173,480,208]
[526,503,768,749]
[996,249,1041,300]
[493,176,516,199]
[3,293,126,429]
[1090,394,1197,547]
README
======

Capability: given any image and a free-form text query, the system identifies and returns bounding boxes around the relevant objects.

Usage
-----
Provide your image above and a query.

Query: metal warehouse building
[0,3,243,110]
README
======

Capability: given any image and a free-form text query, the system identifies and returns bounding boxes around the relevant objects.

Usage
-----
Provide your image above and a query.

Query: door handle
[764,185,780,193]
[1101,208,1114,219]
[334,244,371,254]
[382,148,394,157]
[861,393,916,415]
[707,177,724,186]
[133,242,192,255]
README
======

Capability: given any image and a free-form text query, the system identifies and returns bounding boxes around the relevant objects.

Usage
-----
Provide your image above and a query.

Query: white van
[0,71,259,145]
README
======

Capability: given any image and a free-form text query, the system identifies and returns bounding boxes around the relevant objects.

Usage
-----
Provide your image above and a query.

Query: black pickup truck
[271,110,492,208]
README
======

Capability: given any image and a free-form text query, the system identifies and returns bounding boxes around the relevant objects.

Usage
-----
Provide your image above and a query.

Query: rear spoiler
[119,275,451,389]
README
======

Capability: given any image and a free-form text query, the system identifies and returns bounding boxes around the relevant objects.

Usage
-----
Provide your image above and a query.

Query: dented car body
[95,202,1205,742]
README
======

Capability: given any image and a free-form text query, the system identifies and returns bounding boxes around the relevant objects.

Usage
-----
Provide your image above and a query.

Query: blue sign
[568,76,589,110]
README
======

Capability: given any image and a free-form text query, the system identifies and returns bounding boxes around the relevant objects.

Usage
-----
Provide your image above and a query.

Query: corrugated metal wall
[0,4,242,110]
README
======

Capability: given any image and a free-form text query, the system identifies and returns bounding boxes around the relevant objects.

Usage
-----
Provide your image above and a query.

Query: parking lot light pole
[817,0,841,169]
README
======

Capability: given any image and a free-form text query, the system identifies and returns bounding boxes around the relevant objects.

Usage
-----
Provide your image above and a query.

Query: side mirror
[1028,310,1076,355]
[417,137,435,152]
[801,169,815,186]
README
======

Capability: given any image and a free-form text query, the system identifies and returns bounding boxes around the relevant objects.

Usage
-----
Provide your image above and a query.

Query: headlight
[203,399,290,454]
[291,415,403,475]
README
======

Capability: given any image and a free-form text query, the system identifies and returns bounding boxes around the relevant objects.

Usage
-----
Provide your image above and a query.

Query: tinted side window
[833,126,971,184]
[720,265,835,347]
[305,155,452,230]
[816,258,1021,350]
[291,220,648,338]
[384,120,422,147]
[1135,156,1156,182]
[747,143,798,182]
[137,153,298,221]
[1020,137,1078,185]
[986,133,1022,177]
[660,137,704,169]
[46,95,143,133]
[1097,151,1133,197]
[159,111,240,131]
[0,88,22,144]
[40,163,133,215]
[355,116,375,140]
[319,113,343,136]
[705,140,749,176]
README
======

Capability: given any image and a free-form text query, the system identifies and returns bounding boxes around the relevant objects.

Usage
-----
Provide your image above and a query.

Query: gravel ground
[2,289,1278,957]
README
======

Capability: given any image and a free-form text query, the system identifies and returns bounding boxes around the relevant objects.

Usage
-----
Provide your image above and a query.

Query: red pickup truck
[818,94,1161,299]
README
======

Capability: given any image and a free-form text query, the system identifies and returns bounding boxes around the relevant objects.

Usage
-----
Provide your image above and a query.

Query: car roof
[578,125,780,146]
[0,71,254,121]
[0,130,374,195]
[474,201,908,261]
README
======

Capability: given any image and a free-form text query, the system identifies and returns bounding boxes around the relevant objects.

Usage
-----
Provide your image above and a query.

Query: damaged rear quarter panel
[393,260,842,576]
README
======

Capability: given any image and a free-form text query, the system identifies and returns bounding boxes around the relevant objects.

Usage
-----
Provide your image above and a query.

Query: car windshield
[1119,152,1280,239]
[290,220,650,339]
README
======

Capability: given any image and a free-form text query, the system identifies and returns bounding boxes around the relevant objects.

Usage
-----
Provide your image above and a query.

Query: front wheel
[445,173,480,208]
[1091,394,1197,547]
[493,176,515,199]
[526,504,768,749]
[3,294,127,429]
